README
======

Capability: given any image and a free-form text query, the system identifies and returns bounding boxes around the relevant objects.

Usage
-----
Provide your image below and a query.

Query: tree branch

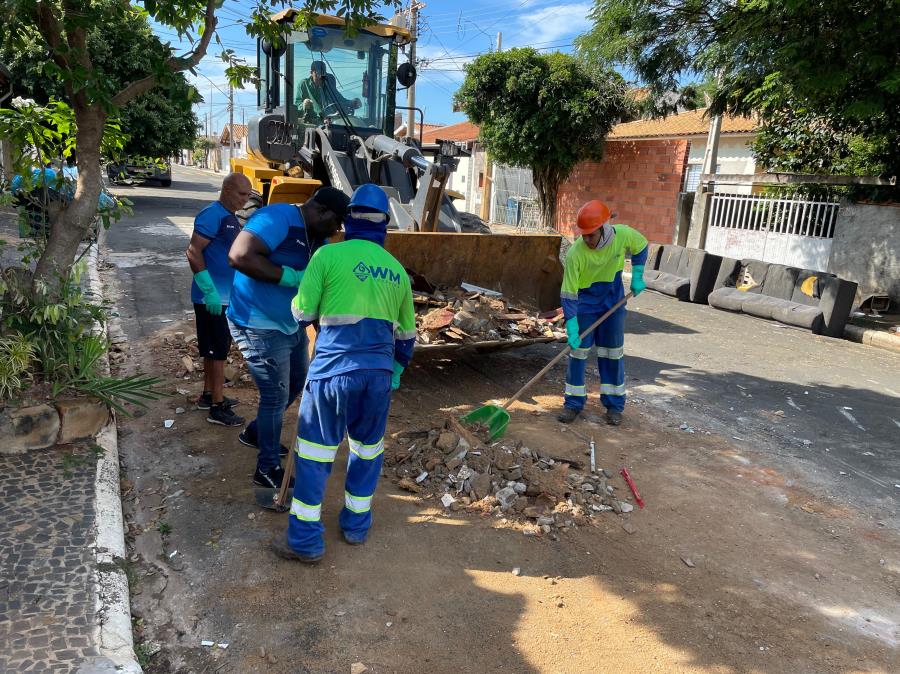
[34,1,70,71]
[111,0,218,107]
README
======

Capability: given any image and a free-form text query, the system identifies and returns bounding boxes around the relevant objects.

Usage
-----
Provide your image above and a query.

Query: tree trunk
[33,103,106,284]
[532,166,564,232]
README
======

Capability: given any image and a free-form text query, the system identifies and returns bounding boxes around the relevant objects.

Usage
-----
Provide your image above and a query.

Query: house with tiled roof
[557,107,758,242]
[419,121,487,216]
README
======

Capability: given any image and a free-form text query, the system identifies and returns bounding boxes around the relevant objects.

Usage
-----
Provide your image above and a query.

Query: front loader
[231,10,563,312]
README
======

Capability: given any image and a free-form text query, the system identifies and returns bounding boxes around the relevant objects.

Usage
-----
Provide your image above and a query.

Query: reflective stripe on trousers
[290,498,321,522]
[565,383,587,397]
[344,491,373,513]
[295,438,338,462]
[348,436,385,460]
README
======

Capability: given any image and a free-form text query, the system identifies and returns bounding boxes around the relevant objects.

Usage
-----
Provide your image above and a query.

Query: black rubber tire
[159,179,172,187]
[235,190,264,227]
[456,211,492,234]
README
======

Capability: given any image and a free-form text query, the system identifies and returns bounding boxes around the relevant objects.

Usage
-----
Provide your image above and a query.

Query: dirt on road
[114,320,900,674]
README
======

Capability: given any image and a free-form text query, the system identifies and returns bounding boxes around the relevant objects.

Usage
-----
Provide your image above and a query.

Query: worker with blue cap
[272,184,415,564]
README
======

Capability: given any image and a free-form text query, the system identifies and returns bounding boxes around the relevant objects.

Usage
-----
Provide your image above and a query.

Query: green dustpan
[460,294,632,442]
[461,405,510,442]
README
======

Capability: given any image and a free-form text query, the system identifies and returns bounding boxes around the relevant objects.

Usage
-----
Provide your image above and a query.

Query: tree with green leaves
[577,0,900,178]
[455,48,629,228]
[0,19,198,160]
[0,0,394,286]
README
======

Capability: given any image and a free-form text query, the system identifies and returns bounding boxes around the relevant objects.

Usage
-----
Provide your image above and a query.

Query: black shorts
[194,303,232,360]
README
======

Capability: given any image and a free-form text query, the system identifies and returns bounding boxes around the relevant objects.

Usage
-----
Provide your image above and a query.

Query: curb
[92,419,141,674]
[86,243,143,673]
[175,163,225,177]
[843,324,900,354]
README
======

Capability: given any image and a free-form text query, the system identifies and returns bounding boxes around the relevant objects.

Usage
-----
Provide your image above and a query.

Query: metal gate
[491,165,545,230]
[705,192,840,271]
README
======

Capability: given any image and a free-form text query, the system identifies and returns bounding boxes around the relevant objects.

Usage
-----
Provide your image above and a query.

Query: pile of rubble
[153,331,250,384]
[414,286,564,345]
[386,419,637,538]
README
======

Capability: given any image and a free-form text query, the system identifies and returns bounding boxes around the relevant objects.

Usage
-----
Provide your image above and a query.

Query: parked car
[106,158,171,187]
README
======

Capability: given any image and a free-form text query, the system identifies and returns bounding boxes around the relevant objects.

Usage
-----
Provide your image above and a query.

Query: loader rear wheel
[236,190,263,227]
[456,211,492,234]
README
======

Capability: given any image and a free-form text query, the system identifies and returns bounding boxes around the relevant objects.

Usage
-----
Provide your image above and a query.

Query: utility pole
[228,82,235,169]
[686,71,724,250]
[407,2,424,136]
[479,31,502,223]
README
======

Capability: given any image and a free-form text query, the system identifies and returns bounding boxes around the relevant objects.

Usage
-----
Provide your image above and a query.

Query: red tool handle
[619,467,645,509]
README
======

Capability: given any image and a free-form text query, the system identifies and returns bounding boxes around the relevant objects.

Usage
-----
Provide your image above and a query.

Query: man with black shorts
[186,172,253,426]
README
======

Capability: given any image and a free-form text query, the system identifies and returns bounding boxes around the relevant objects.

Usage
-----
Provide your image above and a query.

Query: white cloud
[505,2,593,49]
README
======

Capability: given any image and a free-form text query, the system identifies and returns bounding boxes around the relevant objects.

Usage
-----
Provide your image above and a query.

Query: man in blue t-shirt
[227,186,350,489]
[186,172,252,427]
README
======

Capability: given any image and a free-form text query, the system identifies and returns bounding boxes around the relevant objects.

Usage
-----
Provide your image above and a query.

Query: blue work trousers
[228,322,308,472]
[564,306,627,413]
[287,370,392,557]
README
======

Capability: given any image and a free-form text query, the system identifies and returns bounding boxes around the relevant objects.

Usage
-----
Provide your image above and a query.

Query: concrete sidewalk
[0,218,139,673]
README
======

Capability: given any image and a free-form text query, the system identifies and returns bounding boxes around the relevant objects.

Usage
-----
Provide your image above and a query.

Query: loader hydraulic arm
[365,135,450,232]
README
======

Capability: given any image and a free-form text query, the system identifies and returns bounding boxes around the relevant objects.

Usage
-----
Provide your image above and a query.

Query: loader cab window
[257,42,268,109]
[289,25,390,131]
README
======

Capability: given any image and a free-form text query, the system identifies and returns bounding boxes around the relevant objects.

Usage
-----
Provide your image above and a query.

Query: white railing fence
[709,192,840,238]
[706,191,841,270]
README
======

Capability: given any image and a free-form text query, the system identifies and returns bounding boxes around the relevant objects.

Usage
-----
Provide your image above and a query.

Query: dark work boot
[605,411,622,426]
[270,536,323,564]
[557,407,581,424]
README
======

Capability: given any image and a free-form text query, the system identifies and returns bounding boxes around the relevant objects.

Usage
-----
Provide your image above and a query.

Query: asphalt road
[105,164,900,522]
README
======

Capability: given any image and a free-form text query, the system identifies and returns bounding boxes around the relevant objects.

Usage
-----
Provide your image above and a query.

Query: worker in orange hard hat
[557,200,648,426]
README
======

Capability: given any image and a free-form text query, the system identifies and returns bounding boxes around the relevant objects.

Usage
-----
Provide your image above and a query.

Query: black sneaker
[605,411,622,426]
[270,536,322,564]
[253,464,294,489]
[557,407,581,424]
[207,403,245,427]
[239,429,289,457]
[196,392,239,410]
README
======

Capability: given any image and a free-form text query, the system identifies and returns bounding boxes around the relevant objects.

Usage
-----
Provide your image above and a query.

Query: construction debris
[386,420,639,538]
[414,286,564,346]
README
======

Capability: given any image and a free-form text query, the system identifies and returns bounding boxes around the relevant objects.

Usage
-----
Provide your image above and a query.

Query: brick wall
[556,139,690,243]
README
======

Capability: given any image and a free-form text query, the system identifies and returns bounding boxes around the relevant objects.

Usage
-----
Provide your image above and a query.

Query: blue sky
[151,0,598,135]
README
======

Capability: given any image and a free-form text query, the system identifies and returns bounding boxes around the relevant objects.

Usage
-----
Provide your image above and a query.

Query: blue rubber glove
[630,264,646,297]
[565,317,582,351]
[278,266,304,288]
[391,361,405,391]
[193,270,222,316]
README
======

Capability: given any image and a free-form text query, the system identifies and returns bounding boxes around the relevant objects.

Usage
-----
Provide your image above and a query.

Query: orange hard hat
[576,200,612,234]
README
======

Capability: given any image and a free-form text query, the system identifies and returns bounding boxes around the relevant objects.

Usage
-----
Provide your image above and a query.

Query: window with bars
[683,163,720,192]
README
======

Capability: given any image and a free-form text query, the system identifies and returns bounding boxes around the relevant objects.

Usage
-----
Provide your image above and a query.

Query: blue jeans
[228,322,308,472]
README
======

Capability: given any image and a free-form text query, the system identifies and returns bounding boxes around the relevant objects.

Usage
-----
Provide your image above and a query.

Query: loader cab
[255,14,408,140]
[287,26,392,135]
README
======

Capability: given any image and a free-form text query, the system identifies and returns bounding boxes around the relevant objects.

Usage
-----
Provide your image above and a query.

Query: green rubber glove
[278,266,304,288]
[630,264,646,297]
[194,269,222,316]
[565,317,582,350]
[391,361,405,391]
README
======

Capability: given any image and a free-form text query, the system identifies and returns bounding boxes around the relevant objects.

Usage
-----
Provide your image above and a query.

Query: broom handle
[276,443,296,507]
[501,293,633,411]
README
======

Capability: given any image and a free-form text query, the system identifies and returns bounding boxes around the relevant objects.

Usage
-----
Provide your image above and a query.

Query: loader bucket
[382,232,564,311]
